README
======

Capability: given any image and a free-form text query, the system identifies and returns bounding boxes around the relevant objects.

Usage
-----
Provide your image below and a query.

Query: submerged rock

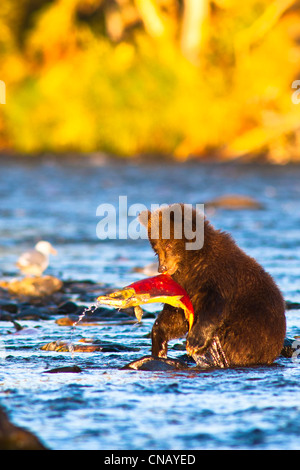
[40,340,93,352]
[0,407,47,450]
[40,339,140,353]
[55,315,137,326]
[0,276,62,298]
[205,195,263,210]
[123,355,189,371]
[43,365,82,374]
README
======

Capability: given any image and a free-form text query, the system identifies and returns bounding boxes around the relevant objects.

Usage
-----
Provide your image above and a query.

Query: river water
[0,155,299,450]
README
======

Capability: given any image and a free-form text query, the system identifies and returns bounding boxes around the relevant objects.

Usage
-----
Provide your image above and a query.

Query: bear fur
[139,204,286,367]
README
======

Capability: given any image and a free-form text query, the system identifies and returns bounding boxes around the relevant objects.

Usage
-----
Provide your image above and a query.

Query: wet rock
[92,306,134,320]
[40,340,73,352]
[0,278,149,324]
[123,355,189,371]
[0,300,18,314]
[55,300,79,314]
[90,340,140,352]
[0,311,13,321]
[55,317,77,326]
[0,276,63,298]
[285,301,300,310]
[55,315,138,327]
[16,305,51,321]
[76,305,90,316]
[55,316,101,326]
[280,337,300,358]
[40,339,140,353]
[205,195,263,210]
[0,407,47,450]
[43,365,82,374]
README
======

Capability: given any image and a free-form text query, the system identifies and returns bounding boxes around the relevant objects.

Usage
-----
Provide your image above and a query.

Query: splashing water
[68,305,97,357]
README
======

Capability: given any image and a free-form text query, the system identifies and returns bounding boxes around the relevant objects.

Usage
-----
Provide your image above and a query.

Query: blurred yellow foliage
[0,0,300,162]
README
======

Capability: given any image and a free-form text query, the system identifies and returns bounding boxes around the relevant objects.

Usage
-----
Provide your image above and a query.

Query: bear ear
[138,210,151,229]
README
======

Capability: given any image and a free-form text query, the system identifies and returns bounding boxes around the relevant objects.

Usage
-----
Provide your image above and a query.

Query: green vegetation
[1,0,300,162]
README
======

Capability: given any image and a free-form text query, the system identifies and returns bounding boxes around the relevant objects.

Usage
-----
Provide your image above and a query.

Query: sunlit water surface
[0,156,299,450]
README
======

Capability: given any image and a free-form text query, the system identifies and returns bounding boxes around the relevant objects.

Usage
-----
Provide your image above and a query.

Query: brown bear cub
[139,204,286,368]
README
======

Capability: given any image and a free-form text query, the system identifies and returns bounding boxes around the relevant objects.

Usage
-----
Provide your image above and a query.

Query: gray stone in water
[43,365,82,374]
[55,300,79,314]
